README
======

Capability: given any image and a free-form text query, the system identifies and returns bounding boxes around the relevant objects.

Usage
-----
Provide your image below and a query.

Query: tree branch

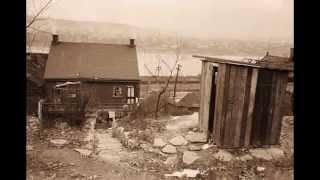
[26,0,53,29]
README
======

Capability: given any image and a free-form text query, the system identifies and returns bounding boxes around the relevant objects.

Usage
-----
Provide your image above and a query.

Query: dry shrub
[129,91,170,120]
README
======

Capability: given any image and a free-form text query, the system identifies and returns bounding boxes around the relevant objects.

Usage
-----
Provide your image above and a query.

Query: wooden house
[44,35,140,111]
[193,52,293,148]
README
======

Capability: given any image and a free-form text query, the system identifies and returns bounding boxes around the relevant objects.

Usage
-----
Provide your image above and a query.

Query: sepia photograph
[26,0,293,179]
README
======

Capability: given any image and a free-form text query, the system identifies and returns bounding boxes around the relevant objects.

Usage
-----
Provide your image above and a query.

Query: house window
[127,86,135,104]
[112,86,122,97]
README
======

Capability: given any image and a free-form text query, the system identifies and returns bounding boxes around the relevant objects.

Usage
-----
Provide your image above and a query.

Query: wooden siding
[200,62,289,148]
[212,65,258,148]
[45,81,140,108]
[251,69,288,146]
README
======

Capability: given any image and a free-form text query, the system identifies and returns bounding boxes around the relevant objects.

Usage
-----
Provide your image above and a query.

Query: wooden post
[173,64,181,101]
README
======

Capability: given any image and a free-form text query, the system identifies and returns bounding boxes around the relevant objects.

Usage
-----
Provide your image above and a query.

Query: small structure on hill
[193,49,293,148]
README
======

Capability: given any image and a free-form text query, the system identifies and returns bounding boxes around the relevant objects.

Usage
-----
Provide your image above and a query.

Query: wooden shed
[194,55,293,148]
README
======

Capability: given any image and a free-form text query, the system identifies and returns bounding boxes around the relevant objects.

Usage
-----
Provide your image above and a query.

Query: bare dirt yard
[111,111,294,180]
[27,88,293,180]
[26,115,160,180]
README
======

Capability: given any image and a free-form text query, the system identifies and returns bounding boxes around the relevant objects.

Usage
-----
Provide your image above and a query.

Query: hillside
[27,17,292,57]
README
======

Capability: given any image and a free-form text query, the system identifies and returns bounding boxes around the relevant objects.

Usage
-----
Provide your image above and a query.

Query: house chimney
[129,39,135,47]
[265,51,269,56]
[289,48,294,61]
[52,34,59,45]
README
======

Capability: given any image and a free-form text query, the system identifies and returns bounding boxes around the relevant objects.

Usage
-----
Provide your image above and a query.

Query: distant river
[137,50,262,76]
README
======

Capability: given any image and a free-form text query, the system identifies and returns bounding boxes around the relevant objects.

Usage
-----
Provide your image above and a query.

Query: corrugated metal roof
[44,42,139,80]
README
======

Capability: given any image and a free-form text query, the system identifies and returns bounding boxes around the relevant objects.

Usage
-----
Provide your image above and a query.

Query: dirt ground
[27,108,293,180]
[112,112,294,180]
[26,116,161,180]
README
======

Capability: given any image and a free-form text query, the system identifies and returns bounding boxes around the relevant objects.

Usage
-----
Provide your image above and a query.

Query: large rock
[267,148,285,159]
[185,133,207,143]
[161,144,177,154]
[239,154,253,161]
[50,139,68,148]
[201,144,214,150]
[169,136,188,146]
[188,145,202,151]
[249,148,273,161]
[165,169,200,178]
[183,151,200,165]
[153,138,167,148]
[164,155,178,166]
[213,150,234,162]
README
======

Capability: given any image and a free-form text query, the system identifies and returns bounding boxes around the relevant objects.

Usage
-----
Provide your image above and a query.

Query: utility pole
[155,58,161,88]
[155,65,161,80]
[173,64,182,101]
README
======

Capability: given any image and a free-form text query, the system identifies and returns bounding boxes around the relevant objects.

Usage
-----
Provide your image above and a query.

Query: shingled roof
[44,41,139,81]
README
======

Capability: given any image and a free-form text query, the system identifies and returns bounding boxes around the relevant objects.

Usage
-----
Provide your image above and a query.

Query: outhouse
[193,54,293,148]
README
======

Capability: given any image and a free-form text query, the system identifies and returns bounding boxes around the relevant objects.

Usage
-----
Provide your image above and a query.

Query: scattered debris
[74,148,92,158]
[69,162,75,166]
[153,138,167,148]
[127,139,140,150]
[70,172,86,178]
[188,144,202,151]
[256,166,266,172]
[183,151,200,165]
[47,161,65,170]
[185,132,207,143]
[169,136,188,146]
[201,144,214,150]
[49,139,68,148]
[46,173,56,180]
[57,122,70,130]
[165,169,200,178]
[249,148,273,161]
[161,144,177,154]
[213,150,234,162]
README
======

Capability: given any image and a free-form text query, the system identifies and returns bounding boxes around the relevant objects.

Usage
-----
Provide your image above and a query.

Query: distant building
[44,35,140,110]
[26,52,48,115]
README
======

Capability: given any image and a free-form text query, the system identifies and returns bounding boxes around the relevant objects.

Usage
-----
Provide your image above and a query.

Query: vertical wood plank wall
[199,61,214,135]
[200,61,289,148]
[213,65,258,148]
[251,70,288,146]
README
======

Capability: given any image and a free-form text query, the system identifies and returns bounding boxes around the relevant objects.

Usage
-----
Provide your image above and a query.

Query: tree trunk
[155,91,164,119]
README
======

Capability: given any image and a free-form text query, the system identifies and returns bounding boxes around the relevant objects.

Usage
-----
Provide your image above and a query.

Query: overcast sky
[27,0,293,42]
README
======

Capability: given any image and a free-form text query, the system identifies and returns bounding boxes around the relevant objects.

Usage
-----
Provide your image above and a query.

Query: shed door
[208,68,218,134]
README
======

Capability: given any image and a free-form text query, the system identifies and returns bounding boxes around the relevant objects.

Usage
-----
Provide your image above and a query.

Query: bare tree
[27,0,54,52]
[153,35,183,119]
[26,0,54,29]
[154,59,178,119]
